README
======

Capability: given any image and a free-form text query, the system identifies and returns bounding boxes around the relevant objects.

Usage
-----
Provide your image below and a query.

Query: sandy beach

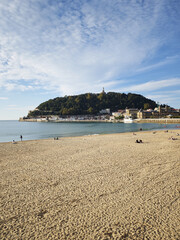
[0,130,180,239]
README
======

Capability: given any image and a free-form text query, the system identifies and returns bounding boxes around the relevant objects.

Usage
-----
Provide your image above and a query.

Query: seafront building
[20,105,180,123]
[137,106,180,119]
[123,108,139,119]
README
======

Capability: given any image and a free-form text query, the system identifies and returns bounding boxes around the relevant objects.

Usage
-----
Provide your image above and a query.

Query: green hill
[27,92,157,117]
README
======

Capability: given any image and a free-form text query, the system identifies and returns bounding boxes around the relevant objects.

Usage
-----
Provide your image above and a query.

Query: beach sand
[0,130,180,239]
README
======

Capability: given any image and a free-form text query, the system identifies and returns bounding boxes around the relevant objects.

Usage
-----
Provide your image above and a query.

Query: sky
[0,0,180,120]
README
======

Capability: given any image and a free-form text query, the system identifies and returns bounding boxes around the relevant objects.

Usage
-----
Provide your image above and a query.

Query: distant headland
[19,91,180,123]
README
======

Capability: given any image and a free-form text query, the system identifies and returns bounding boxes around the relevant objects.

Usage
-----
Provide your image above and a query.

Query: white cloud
[0,0,177,95]
[146,93,180,108]
[118,78,180,93]
[0,97,8,100]
[8,104,16,107]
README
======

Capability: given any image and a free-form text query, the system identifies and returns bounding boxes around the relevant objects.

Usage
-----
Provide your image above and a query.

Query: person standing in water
[20,135,23,141]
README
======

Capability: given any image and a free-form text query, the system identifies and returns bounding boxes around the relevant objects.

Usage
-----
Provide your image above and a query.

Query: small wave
[85,134,100,136]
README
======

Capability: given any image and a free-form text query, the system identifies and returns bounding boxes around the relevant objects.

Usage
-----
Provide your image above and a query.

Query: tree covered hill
[27,92,157,117]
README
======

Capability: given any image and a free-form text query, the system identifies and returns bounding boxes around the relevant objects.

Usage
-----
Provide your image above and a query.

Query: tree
[87,107,94,114]
[62,108,69,115]
[144,103,150,110]
[28,92,158,117]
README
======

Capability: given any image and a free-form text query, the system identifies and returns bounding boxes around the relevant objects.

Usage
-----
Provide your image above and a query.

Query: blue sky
[0,0,180,120]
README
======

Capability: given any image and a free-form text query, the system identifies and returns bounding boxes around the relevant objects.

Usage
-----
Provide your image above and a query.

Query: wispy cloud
[119,78,180,93]
[1,0,179,95]
[7,105,36,111]
[136,56,180,73]
[146,92,180,108]
[0,97,8,100]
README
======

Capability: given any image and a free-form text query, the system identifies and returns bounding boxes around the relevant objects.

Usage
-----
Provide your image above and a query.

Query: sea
[0,120,179,143]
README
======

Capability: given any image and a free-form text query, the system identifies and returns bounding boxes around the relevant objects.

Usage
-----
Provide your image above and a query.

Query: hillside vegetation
[28,92,157,117]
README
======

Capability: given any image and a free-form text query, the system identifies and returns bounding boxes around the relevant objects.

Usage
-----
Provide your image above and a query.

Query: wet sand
[0,130,180,239]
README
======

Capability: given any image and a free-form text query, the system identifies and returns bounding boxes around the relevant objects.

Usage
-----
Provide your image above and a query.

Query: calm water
[0,120,179,142]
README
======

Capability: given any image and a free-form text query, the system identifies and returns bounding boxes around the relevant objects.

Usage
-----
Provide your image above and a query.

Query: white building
[99,108,110,114]
[112,112,122,117]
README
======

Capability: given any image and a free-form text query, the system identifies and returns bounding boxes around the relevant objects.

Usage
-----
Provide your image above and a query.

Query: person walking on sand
[20,135,23,141]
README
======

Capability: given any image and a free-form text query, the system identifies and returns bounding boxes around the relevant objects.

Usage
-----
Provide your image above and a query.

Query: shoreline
[19,117,180,124]
[1,127,180,144]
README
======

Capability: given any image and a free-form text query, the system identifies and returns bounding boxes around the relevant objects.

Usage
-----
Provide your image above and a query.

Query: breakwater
[136,118,180,124]
[19,118,112,123]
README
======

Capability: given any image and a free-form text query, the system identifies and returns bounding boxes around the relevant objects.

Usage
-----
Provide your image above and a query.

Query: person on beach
[20,135,23,141]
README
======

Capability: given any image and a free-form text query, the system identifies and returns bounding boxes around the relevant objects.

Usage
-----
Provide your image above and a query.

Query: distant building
[102,87,105,94]
[112,112,122,117]
[99,108,111,114]
[49,116,59,121]
[124,108,139,119]
[137,106,180,119]
[137,110,153,119]
[109,116,115,121]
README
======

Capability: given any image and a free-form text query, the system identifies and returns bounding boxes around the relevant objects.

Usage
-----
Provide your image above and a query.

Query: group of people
[168,136,178,140]
[54,137,59,140]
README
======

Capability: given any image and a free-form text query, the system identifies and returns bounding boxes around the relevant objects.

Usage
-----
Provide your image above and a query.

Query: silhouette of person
[20,135,23,141]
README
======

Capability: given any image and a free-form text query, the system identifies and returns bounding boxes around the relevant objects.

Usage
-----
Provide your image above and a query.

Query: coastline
[1,130,180,239]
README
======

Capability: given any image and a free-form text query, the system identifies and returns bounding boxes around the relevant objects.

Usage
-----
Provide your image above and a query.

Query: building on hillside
[137,109,155,119]
[156,106,180,117]
[99,108,111,114]
[124,108,139,119]
[118,109,126,114]
[109,116,115,121]
[137,106,180,119]
[48,116,60,121]
[112,110,125,120]
[102,87,105,94]
[112,111,123,117]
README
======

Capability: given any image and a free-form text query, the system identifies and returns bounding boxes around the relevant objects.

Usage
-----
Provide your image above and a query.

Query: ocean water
[0,120,179,142]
